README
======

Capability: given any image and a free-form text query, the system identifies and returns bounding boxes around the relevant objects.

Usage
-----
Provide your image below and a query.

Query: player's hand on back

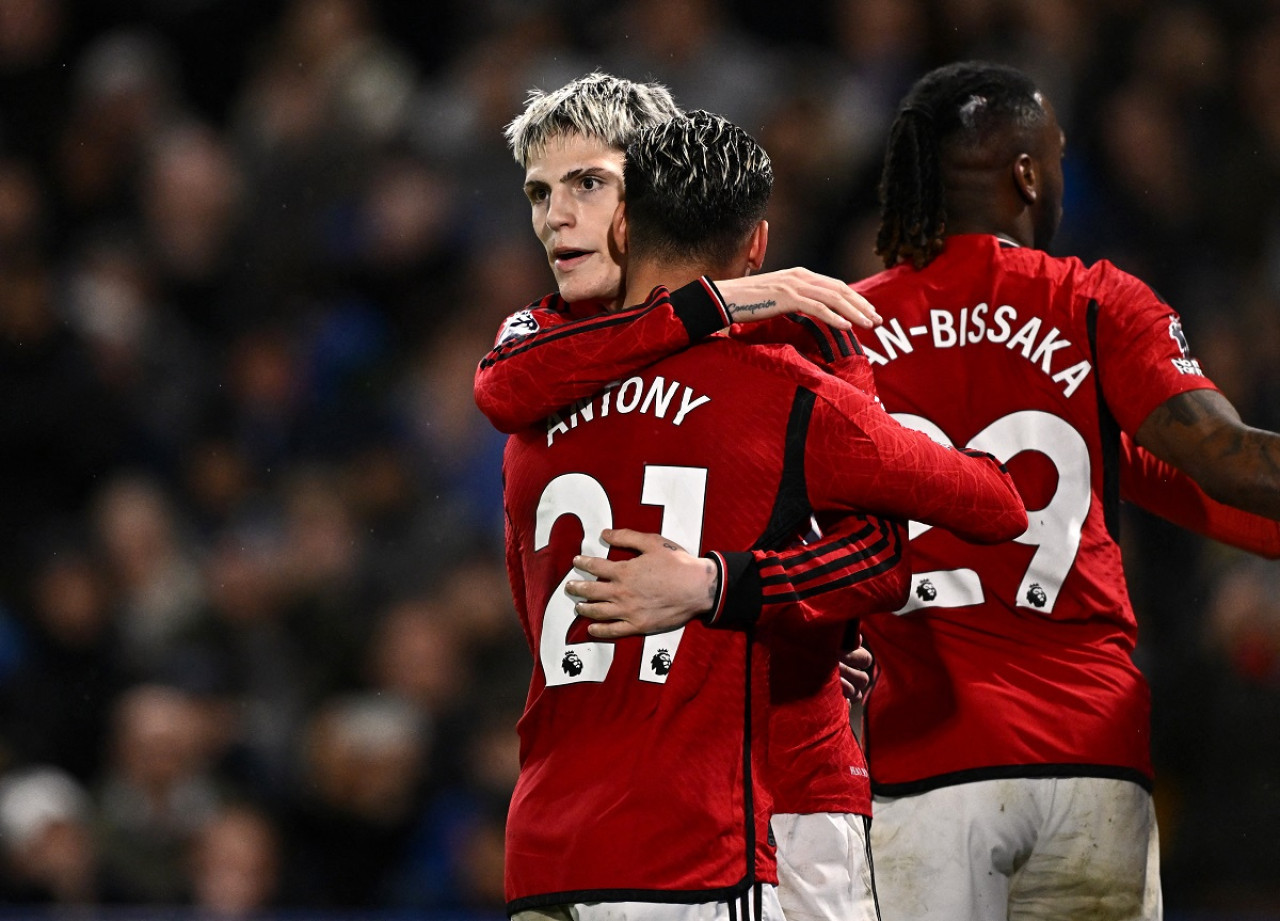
[839,642,874,704]
[716,268,882,331]
[568,529,718,638]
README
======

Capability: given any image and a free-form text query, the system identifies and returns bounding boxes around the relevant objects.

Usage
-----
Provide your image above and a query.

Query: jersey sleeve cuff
[700,551,762,629]
[670,277,732,342]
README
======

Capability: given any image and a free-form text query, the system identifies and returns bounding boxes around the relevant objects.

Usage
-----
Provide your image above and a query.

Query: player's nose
[545,189,574,229]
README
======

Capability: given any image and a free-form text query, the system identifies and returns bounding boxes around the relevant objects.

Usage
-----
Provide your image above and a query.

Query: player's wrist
[670,277,732,339]
[699,552,728,625]
[700,551,762,629]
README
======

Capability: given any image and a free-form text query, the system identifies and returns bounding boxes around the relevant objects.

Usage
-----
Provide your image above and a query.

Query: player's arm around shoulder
[473,280,740,433]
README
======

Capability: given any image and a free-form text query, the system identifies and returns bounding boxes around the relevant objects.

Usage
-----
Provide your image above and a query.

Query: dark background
[1,0,1279,917]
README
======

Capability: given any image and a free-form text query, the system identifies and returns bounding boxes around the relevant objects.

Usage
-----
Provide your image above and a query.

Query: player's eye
[580,175,601,191]
[527,186,549,204]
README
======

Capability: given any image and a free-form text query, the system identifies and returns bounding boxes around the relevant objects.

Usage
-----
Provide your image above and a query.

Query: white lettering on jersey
[546,376,712,446]
[863,302,1093,398]
[498,309,541,345]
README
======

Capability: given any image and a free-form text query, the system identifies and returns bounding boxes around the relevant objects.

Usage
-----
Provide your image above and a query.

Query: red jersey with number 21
[857,234,1220,793]
[501,309,1023,910]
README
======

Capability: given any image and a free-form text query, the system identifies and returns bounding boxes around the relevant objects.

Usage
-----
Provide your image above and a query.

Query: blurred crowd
[1,0,1279,917]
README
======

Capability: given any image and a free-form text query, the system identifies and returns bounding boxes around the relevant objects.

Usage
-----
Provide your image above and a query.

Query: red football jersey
[502,315,1023,910]
[855,233,1221,792]
[479,281,898,820]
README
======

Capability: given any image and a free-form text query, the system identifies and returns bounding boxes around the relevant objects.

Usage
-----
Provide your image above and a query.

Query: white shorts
[772,812,879,921]
[512,883,784,921]
[871,776,1161,921]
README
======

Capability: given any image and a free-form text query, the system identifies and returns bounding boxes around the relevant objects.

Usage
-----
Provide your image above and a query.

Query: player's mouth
[552,247,593,270]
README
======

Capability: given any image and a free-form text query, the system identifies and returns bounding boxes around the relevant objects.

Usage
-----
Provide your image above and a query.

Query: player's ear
[1013,153,1038,206]
[745,220,768,274]
[611,202,629,255]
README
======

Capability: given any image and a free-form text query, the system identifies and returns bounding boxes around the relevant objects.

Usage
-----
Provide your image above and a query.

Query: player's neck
[945,186,1035,248]
[621,258,704,311]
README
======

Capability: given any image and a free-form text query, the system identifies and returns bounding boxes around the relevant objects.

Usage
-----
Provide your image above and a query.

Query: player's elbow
[996,499,1030,543]
[477,404,527,435]
[472,384,529,434]
[952,458,1029,543]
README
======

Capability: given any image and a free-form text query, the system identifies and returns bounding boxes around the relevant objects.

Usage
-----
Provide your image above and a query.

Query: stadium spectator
[0,766,118,905]
[1,1,1280,914]
[187,803,284,917]
[95,683,225,904]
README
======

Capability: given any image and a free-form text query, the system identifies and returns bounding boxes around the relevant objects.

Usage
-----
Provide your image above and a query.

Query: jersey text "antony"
[546,376,712,447]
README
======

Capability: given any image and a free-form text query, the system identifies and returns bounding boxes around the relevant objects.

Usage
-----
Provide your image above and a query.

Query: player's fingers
[797,272,881,328]
[838,661,869,690]
[843,645,874,670]
[817,286,879,329]
[585,618,641,639]
[600,528,685,554]
[566,579,612,602]
[572,554,619,580]
[798,301,854,331]
[839,676,865,703]
[846,289,881,326]
[574,599,615,622]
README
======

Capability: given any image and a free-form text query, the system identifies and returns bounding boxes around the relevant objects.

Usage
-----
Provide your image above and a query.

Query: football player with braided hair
[846,59,1280,921]
[513,62,1280,921]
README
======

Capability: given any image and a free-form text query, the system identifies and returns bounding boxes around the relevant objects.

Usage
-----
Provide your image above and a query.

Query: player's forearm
[1121,433,1280,558]
[879,448,1026,543]
[1137,389,1280,521]
[815,402,1027,543]
[473,280,729,433]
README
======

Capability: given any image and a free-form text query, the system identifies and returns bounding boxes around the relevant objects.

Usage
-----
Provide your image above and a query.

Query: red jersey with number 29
[857,234,1221,793]
[502,315,1023,911]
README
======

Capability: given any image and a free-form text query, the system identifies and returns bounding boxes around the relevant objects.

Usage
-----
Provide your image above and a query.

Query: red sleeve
[473,279,731,433]
[1094,265,1221,433]
[806,382,1028,544]
[707,362,1025,631]
[704,514,910,628]
[1120,432,1280,558]
[702,337,905,630]
[503,492,531,637]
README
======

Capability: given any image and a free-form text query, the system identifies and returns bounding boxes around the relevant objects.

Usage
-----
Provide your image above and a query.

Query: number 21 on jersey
[534,466,707,687]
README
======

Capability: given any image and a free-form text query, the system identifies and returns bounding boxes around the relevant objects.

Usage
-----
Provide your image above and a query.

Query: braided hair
[875,61,1047,270]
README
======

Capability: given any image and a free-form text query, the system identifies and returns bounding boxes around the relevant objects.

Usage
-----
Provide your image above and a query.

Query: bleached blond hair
[504,72,681,168]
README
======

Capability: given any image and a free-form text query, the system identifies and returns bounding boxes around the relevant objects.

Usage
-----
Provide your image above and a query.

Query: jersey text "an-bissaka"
[862,304,1093,397]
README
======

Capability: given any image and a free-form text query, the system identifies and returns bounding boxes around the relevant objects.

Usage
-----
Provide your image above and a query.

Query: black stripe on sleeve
[782,314,835,363]
[477,299,659,371]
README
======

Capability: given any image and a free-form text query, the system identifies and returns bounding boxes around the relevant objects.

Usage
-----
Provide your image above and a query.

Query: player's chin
[558,273,618,306]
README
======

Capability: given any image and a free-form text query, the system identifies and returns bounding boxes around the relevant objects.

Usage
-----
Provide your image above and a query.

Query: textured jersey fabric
[501,309,1022,909]
[479,282,899,820]
[855,233,1221,793]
